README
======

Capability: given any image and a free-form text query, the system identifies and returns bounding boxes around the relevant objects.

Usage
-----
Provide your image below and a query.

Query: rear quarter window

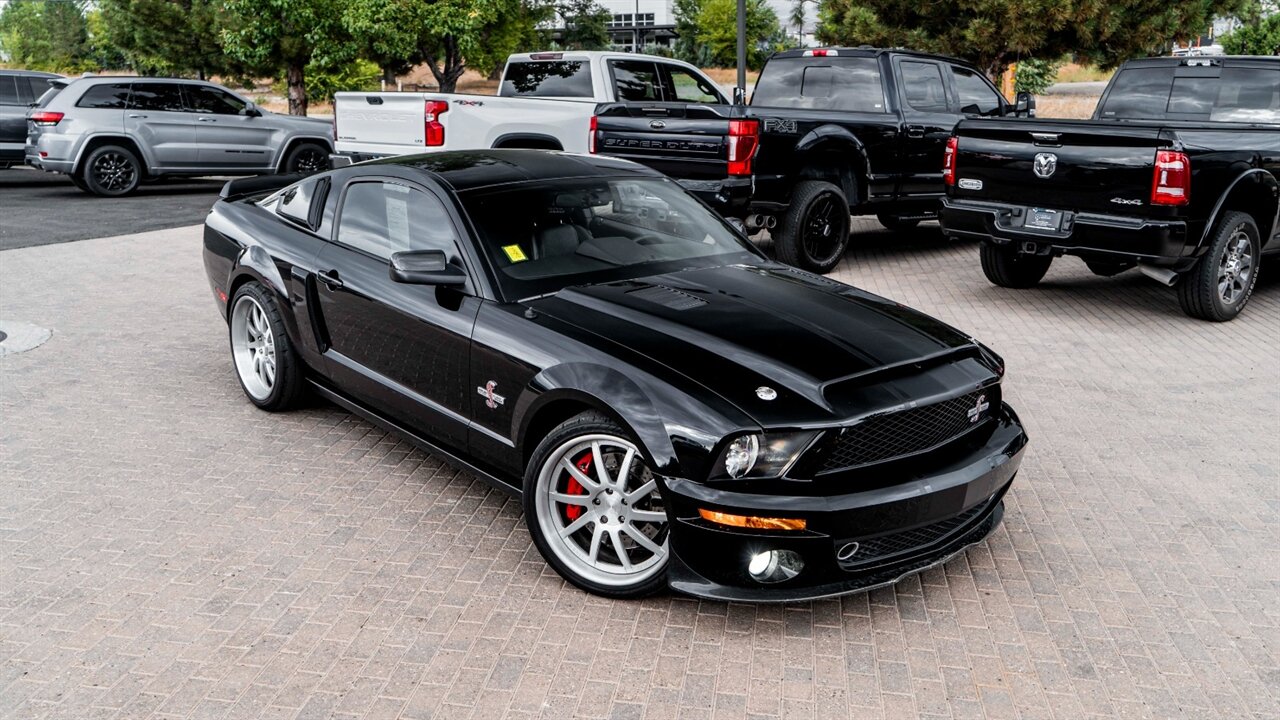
[752,58,885,112]
[76,83,132,109]
[1098,68,1174,119]
[501,60,593,98]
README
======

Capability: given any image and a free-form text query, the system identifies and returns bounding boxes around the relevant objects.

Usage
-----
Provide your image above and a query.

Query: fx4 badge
[477,381,506,409]
[967,394,990,423]
[763,118,798,134]
[1033,152,1058,179]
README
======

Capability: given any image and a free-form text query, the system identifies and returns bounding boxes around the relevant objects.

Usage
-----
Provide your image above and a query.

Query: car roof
[768,47,973,66]
[1121,55,1280,68]
[506,51,684,63]
[364,149,664,193]
[0,69,62,78]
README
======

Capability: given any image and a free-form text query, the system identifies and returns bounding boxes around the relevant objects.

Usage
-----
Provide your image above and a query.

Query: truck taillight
[589,115,597,154]
[30,111,63,126]
[727,119,759,177]
[1151,150,1190,206]
[425,100,448,147]
[943,136,958,186]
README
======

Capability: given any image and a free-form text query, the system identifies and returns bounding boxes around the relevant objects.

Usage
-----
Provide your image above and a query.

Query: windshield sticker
[502,244,528,263]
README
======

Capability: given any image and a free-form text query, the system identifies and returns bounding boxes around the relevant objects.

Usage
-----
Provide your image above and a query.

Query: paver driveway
[1,221,1277,720]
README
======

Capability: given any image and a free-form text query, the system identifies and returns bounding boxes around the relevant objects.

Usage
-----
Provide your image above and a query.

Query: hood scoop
[626,284,707,311]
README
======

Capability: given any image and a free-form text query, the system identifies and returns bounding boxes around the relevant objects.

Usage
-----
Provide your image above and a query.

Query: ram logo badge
[1033,153,1058,179]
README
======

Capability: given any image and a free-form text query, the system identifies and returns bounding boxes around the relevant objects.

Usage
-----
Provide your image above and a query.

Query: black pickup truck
[592,47,1032,273]
[941,56,1280,321]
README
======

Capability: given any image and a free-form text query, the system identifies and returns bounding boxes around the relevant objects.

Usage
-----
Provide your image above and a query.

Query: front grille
[818,388,997,473]
[835,498,991,571]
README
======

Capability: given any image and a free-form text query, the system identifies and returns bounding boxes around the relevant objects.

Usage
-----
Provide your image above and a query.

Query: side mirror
[242,102,263,117]
[390,250,467,286]
[1013,91,1036,118]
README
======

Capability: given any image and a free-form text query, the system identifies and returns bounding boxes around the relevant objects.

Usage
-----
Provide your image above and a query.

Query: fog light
[747,549,804,583]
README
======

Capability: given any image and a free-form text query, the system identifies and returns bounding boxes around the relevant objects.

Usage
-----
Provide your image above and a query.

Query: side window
[951,66,1004,116]
[611,60,663,102]
[186,85,247,115]
[664,65,721,103]
[75,83,132,109]
[899,61,949,113]
[26,77,52,102]
[276,177,327,229]
[0,76,19,106]
[1097,68,1174,120]
[336,181,460,261]
[128,83,185,112]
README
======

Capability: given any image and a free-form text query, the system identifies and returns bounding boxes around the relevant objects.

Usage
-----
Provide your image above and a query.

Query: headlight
[717,431,819,479]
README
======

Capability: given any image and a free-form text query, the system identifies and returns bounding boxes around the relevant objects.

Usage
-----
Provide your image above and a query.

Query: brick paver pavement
[1,220,1277,720]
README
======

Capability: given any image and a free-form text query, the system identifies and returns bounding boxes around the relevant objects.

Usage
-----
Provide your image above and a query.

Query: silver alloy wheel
[534,433,669,587]
[230,295,277,401]
[1217,227,1254,305]
[91,151,136,192]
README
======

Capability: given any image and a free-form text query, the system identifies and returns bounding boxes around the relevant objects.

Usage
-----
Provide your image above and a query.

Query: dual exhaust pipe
[745,213,777,231]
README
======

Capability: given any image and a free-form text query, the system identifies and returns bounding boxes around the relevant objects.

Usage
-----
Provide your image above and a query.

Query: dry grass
[1034,94,1099,119]
[1055,62,1114,84]
[698,67,760,87]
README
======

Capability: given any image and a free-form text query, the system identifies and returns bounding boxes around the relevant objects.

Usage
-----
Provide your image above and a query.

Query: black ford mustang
[203,150,1027,601]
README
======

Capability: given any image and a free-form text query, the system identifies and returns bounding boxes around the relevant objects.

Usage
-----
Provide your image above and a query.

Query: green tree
[473,0,553,79]
[558,0,611,50]
[0,0,93,73]
[817,0,1251,78]
[221,0,355,115]
[343,0,517,95]
[695,0,782,69]
[672,0,705,64]
[97,0,243,79]
[1222,13,1280,54]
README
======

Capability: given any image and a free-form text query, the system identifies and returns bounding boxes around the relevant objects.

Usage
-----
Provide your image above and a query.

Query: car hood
[527,263,983,426]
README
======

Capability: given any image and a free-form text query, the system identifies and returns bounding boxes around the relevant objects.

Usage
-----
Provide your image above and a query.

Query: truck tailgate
[951,119,1173,216]
[334,92,426,153]
[594,102,745,180]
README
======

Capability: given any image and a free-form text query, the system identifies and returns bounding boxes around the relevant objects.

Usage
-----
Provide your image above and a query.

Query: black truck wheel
[980,244,1052,288]
[877,214,921,232]
[774,181,850,274]
[1177,211,1260,322]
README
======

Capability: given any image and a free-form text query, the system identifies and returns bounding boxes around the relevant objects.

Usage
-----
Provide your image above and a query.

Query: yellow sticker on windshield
[502,244,528,263]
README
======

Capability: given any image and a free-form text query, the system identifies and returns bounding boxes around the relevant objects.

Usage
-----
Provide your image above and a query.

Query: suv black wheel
[524,411,670,599]
[980,243,1053,288]
[81,144,141,197]
[283,142,329,175]
[774,181,850,274]
[228,282,307,410]
[1177,211,1261,322]
[877,214,921,232]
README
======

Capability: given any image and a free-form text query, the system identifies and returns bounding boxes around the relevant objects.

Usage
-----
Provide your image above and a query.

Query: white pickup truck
[332,51,727,161]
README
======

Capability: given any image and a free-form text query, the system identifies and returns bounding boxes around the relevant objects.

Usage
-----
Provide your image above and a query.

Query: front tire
[81,144,141,196]
[228,282,306,410]
[283,142,329,175]
[774,180,850,274]
[524,412,670,598]
[980,243,1053,288]
[1177,211,1260,322]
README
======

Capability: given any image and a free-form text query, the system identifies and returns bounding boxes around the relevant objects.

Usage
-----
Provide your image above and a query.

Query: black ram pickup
[941,56,1280,321]
[592,47,1033,273]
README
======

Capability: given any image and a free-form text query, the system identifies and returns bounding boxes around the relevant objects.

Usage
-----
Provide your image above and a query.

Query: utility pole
[635,0,641,51]
[735,0,747,103]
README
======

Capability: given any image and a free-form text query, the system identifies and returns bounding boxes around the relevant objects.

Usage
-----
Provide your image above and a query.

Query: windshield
[459,177,762,300]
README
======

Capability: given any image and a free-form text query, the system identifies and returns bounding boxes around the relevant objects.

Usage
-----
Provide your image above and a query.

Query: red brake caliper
[563,452,592,521]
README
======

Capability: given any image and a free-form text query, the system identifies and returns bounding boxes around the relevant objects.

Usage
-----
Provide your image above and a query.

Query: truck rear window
[501,61,593,98]
[751,57,885,112]
[1099,66,1280,123]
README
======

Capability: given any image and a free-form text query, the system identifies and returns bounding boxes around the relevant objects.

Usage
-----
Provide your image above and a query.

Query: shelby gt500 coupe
[203,150,1027,601]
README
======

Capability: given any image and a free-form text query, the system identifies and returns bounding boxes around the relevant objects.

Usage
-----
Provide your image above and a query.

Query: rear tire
[81,144,141,197]
[283,142,329,175]
[877,214,921,232]
[774,180,850,274]
[980,243,1052,288]
[228,282,306,411]
[1177,211,1260,322]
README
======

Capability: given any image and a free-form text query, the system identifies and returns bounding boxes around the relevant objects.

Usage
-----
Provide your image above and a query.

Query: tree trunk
[286,61,307,116]
[425,36,467,93]
[382,65,397,86]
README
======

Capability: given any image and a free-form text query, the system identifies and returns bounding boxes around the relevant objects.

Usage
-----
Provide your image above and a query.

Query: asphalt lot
[0,168,224,250]
[1,218,1278,720]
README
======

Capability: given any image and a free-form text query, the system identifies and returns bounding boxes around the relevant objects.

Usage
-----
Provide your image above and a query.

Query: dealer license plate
[1026,208,1062,231]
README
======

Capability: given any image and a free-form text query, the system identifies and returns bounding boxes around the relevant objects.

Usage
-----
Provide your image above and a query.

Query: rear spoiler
[219,173,303,201]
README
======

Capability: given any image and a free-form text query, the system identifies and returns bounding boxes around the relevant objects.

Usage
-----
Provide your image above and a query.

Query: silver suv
[25,77,333,196]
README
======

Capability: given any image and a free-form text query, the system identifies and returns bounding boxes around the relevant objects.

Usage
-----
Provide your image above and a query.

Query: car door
[125,82,198,169]
[892,58,957,202]
[659,63,726,104]
[608,59,665,102]
[185,83,274,170]
[0,75,25,155]
[313,177,482,449]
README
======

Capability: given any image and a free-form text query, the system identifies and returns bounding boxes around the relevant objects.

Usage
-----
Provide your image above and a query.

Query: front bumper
[941,197,1194,268]
[662,403,1027,602]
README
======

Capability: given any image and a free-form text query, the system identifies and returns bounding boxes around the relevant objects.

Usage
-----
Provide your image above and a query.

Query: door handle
[128,114,147,119]
[317,269,343,289]
[198,117,217,122]
[906,125,926,139]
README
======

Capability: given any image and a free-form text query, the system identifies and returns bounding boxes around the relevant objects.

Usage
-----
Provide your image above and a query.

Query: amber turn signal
[698,509,807,531]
